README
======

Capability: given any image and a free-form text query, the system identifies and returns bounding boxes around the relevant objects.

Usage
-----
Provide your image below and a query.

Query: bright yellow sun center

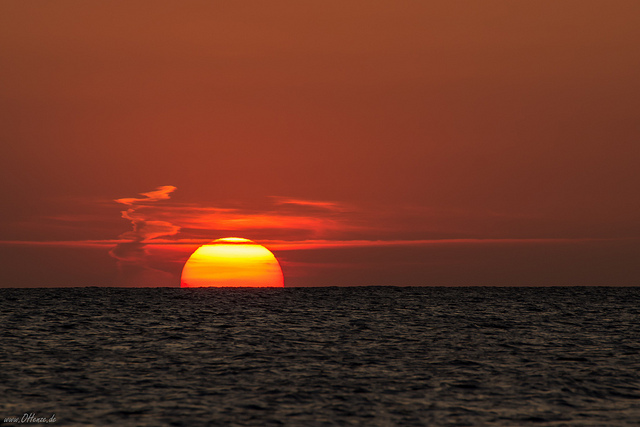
[180,238,284,287]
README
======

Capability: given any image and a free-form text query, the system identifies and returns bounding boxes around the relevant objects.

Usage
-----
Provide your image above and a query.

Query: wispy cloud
[6,191,636,272]
[0,237,631,250]
[272,197,348,212]
[114,186,177,206]
[169,209,351,236]
[139,197,359,241]
[255,237,629,251]
[109,186,180,286]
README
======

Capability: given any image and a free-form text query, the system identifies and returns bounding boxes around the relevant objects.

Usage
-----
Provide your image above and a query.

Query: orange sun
[180,238,284,287]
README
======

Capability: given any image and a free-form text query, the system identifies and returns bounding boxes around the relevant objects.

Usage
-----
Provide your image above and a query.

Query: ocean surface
[1,287,639,426]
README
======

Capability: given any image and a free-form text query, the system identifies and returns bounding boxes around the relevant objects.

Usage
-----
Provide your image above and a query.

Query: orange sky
[1,1,639,287]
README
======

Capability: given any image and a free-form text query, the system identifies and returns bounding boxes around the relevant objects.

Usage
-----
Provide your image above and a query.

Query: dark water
[1,287,640,426]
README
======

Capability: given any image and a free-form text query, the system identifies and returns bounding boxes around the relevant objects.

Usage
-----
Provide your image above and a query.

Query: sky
[1,1,639,287]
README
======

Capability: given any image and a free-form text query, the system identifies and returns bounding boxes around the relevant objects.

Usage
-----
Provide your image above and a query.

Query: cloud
[258,237,624,250]
[109,186,180,286]
[173,210,349,236]
[141,197,360,241]
[1,236,631,250]
[114,185,176,206]
[118,209,181,242]
[272,197,347,212]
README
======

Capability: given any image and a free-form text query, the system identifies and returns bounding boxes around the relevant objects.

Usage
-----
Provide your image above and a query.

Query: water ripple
[1,287,639,425]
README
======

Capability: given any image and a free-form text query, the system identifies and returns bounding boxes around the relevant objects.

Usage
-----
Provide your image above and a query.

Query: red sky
[1,1,639,287]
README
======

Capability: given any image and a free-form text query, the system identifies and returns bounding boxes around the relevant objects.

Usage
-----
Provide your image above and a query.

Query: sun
[180,237,284,287]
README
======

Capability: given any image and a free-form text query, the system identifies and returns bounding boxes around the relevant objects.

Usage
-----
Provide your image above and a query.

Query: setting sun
[180,238,284,287]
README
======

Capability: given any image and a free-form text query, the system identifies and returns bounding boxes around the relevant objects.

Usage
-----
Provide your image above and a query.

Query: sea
[1,287,639,426]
